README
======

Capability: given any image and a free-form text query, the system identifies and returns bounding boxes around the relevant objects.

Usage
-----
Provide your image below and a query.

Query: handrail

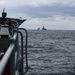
[17,30,24,75]
[0,33,17,75]
[19,28,28,74]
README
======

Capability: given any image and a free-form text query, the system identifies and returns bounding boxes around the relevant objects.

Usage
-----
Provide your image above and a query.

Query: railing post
[16,30,23,75]
[19,28,28,74]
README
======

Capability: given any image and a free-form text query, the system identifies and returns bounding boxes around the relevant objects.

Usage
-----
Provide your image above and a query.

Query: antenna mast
[2,8,7,18]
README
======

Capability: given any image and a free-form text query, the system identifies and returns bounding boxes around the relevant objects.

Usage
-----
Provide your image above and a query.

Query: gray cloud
[6,2,75,18]
[0,0,75,30]
[0,0,75,18]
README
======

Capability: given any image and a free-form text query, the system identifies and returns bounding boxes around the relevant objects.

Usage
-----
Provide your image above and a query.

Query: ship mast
[2,8,7,18]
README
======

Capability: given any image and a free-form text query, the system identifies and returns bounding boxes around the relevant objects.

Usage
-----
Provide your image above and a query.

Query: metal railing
[19,28,28,74]
[0,28,28,75]
[17,30,24,75]
[0,33,17,75]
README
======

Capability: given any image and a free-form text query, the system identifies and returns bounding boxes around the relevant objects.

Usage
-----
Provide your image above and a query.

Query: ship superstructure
[0,9,28,75]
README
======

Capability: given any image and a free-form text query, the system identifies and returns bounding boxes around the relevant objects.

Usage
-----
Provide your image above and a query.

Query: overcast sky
[0,0,75,30]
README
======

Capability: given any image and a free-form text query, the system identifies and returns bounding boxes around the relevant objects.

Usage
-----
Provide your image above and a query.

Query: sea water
[26,30,75,75]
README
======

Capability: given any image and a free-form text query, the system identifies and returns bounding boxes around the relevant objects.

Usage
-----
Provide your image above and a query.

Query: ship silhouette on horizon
[37,26,47,30]
[42,26,47,30]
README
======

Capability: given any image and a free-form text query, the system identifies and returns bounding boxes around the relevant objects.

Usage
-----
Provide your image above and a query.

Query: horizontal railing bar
[0,33,17,75]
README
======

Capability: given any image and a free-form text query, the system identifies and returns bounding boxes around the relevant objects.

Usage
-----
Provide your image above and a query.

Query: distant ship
[37,26,47,30]
[37,28,40,30]
[42,26,47,30]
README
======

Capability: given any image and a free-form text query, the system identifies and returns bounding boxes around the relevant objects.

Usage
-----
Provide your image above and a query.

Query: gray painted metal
[0,33,17,75]
[0,11,28,75]
[17,30,23,75]
[0,29,28,75]
[19,28,28,74]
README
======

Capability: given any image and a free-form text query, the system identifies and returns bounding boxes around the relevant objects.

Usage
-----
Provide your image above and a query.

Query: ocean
[25,30,75,75]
